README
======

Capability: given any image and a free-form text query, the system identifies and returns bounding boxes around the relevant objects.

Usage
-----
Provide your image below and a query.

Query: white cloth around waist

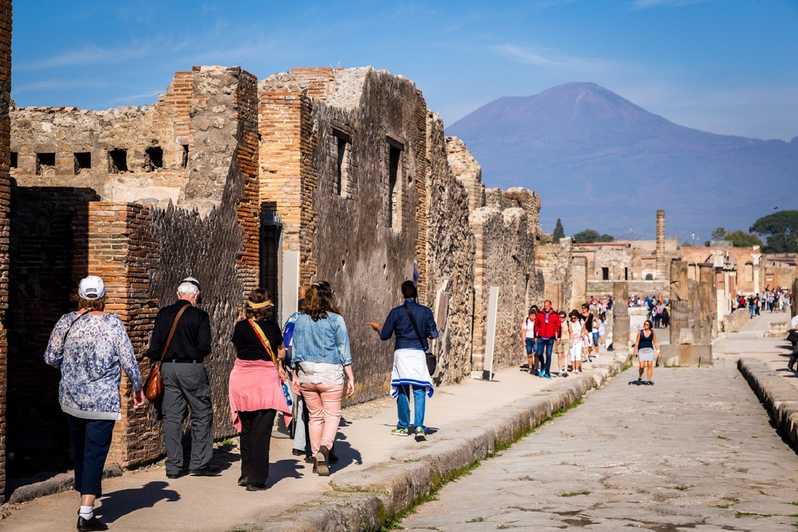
[298,361,344,385]
[391,348,434,398]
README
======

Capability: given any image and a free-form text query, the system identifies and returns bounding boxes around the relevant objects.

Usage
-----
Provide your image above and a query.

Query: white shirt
[524,317,536,338]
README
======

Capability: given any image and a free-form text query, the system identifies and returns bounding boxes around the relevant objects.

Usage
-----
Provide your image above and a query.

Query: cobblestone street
[400,360,798,531]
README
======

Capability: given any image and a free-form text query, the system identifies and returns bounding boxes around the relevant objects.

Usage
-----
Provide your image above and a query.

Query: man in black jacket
[146,277,217,478]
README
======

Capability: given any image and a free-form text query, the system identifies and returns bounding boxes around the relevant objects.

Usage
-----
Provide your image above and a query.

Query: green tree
[724,230,762,248]
[711,227,727,240]
[750,210,798,252]
[572,229,615,244]
[552,218,565,242]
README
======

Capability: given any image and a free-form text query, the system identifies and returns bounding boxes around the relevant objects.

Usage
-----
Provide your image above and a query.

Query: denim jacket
[291,312,352,367]
[379,299,439,351]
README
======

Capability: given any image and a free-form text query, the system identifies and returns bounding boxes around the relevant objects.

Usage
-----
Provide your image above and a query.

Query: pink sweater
[228,359,291,432]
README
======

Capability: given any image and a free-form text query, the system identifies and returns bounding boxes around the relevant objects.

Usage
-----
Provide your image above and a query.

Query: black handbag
[403,303,437,375]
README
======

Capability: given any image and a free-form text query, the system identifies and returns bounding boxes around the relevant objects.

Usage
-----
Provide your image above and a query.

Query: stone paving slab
[400,364,798,531]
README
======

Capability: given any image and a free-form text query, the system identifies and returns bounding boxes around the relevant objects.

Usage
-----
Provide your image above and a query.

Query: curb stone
[738,357,798,449]
[5,464,123,505]
[241,352,630,531]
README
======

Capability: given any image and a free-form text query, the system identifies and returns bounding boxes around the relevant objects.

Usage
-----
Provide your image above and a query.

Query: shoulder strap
[247,319,278,365]
[62,310,91,346]
[402,303,428,351]
[161,304,190,363]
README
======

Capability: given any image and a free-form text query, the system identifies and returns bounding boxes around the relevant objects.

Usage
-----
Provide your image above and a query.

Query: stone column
[612,281,629,351]
[655,209,667,283]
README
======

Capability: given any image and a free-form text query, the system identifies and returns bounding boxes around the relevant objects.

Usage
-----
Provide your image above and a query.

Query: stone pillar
[0,0,11,502]
[669,259,689,346]
[612,281,629,351]
[655,209,667,282]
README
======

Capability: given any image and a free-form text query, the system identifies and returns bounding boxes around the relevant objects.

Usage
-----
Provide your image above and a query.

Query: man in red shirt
[534,300,562,378]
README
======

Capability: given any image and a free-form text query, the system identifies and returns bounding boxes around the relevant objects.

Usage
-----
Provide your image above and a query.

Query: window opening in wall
[624,267,629,281]
[333,130,351,197]
[145,146,164,171]
[181,144,189,168]
[645,273,654,281]
[108,149,128,173]
[35,153,55,176]
[10,152,17,168]
[73,152,91,174]
[387,138,403,230]
[601,267,610,281]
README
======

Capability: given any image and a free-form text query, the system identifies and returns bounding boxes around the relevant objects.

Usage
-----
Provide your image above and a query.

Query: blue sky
[11,0,798,142]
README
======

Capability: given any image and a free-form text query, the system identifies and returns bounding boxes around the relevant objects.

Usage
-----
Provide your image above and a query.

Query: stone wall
[0,0,11,500]
[425,113,475,383]
[6,186,96,479]
[260,67,432,404]
[445,136,484,212]
[536,238,573,311]
[470,206,536,372]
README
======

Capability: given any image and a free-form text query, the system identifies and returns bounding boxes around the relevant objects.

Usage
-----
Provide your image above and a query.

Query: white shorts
[569,341,583,362]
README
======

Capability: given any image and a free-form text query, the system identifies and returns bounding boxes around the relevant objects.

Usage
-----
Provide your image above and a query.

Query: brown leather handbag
[144,305,190,402]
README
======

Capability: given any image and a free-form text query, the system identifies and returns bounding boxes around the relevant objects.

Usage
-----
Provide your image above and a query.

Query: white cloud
[18,38,192,71]
[492,43,614,72]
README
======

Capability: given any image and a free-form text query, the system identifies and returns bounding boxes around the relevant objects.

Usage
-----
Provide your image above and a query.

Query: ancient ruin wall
[536,238,574,311]
[303,69,429,403]
[445,136,485,211]
[0,0,11,500]
[425,113,475,383]
[470,206,536,372]
[10,71,194,208]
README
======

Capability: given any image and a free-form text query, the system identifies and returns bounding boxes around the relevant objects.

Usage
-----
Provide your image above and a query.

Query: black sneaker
[245,483,268,491]
[415,426,427,442]
[77,515,108,532]
[238,476,248,487]
[315,446,330,476]
[166,471,185,479]
[190,466,222,477]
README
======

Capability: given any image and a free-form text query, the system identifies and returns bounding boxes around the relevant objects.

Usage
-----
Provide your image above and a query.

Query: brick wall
[6,187,97,480]
[0,0,10,500]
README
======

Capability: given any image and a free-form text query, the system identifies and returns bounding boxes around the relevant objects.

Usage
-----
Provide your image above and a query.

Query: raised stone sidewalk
[0,351,629,532]
[738,358,798,448]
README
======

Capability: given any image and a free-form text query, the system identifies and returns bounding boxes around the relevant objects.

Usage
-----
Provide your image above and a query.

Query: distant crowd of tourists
[519,299,609,379]
[735,288,791,318]
[520,295,661,386]
[44,275,437,531]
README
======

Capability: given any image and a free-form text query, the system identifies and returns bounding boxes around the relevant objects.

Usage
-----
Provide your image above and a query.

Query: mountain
[446,82,798,240]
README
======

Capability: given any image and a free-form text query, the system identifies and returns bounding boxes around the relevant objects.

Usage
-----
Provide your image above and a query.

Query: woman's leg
[301,383,324,456]
[646,361,654,383]
[248,409,276,487]
[238,411,253,485]
[67,415,87,495]
[396,385,410,429]
[318,384,344,452]
[638,361,645,382]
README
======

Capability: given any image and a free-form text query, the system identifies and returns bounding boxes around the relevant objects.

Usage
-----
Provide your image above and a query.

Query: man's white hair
[177,281,200,297]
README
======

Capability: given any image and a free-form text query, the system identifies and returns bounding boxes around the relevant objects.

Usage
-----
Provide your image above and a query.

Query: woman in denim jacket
[290,284,354,476]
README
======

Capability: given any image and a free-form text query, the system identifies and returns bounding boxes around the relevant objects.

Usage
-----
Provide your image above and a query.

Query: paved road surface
[400,361,798,531]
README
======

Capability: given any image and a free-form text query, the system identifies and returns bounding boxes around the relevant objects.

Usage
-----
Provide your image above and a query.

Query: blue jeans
[525,338,537,355]
[396,385,426,430]
[67,415,115,496]
[537,337,555,374]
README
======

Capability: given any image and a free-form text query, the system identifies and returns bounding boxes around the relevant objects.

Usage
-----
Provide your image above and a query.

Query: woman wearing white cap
[44,275,144,532]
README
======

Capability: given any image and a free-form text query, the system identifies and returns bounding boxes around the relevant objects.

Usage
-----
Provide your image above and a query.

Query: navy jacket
[379,299,439,351]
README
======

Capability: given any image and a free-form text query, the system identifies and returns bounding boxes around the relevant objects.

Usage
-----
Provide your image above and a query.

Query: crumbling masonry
[0,60,542,496]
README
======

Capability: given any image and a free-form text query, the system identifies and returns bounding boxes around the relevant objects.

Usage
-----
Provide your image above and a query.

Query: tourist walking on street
[520,306,538,374]
[632,319,659,385]
[580,304,596,362]
[370,280,438,442]
[292,284,354,476]
[534,300,561,378]
[557,310,569,377]
[567,310,585,373]
[146,277,217,479]
[44,276,144,531]
[229,289,292,491]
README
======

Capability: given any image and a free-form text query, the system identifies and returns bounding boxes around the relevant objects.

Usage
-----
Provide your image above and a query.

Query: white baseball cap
[79,275,106,300]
